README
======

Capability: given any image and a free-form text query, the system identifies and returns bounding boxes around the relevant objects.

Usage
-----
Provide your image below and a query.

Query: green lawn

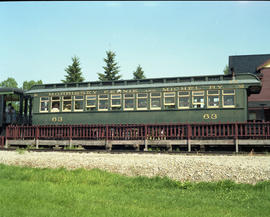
[0,164,269,217]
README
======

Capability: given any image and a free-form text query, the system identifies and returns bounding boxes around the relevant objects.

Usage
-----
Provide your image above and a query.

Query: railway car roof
[26,73,261,94]
[0,87,24,95]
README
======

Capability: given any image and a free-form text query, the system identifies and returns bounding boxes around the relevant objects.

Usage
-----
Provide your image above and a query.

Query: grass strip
[0,164,269,217]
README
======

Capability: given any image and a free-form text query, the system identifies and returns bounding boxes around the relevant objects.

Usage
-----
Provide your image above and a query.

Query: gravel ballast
[0,151,269,184]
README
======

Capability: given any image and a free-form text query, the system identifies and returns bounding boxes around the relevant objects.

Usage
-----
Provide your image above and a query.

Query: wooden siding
[249,68,270,103]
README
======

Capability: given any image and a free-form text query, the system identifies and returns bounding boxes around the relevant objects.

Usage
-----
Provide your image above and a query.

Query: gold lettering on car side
[211,114,217,119]
[52,117,63,122]
[203,113,217,119]
[203,114,210,119]
[45,85,225,97]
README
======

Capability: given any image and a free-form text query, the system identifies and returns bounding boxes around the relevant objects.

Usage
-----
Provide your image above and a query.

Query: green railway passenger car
[26,73,261,125]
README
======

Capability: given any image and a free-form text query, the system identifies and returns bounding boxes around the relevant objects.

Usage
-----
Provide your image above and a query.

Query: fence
[0,136,4,148]
[5,121,270,141]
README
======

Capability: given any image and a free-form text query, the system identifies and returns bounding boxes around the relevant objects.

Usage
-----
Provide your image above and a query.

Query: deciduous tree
[223,65,230,75]
[0,77,18,88]
[22,80,43,90]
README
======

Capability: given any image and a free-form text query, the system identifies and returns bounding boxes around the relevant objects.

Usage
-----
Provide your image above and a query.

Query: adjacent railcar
[25,73,261,125]
[0,88,32,135]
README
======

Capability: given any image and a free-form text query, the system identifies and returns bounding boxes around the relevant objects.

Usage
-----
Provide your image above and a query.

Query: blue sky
[0,1,269,87]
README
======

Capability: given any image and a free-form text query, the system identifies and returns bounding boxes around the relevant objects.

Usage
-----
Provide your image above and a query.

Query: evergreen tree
[98,50,121,81]
[133,65,146,79]
[0,77,18,88]
[223,64,230,75]
[22,80,43,90]
[62,56,85,83]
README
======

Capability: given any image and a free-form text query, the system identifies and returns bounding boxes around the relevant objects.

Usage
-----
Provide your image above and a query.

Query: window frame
[110,94,121,109]
[222,89,235,108]
[74,95,84,112]
[192,91,205,109]
[164,92,175,106]
[207,90,220,108]
[124,93,135,111]
[86,95,97,109]
[164,92,176,109]
[98,94,109,111]
[62,96,72,112]
[136,93,148,110]
[178,91,190,109]
[51,96,60,113]
[40,97,50,113]
[150,92,161,110]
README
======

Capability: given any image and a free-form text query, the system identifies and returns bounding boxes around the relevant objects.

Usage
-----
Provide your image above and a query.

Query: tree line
[1,50,230,89]
[62,50,146,83]
[0,50,146,90]
[0,78,43,91]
